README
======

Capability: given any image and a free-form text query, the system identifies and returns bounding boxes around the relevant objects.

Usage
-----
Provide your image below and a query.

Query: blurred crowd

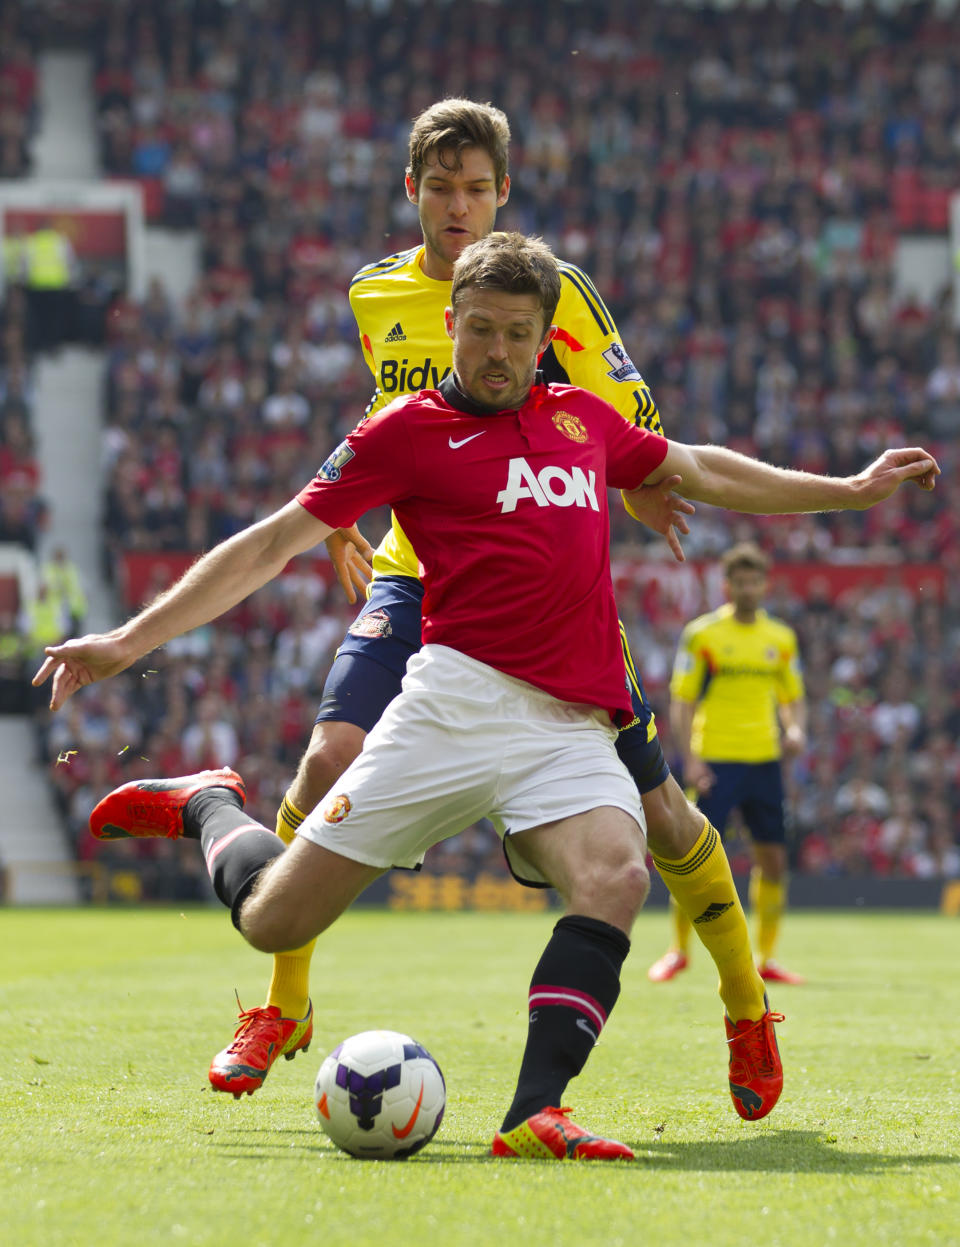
[2,0,959,896]
[0,1,37,179]
[86,0,960,559]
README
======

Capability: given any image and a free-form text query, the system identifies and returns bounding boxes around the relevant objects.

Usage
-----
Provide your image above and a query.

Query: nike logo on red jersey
[448,432,486,449]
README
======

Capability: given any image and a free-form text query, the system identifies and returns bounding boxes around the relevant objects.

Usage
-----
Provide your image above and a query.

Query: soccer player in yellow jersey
[209,99,780,1119]
[649,543,808,986]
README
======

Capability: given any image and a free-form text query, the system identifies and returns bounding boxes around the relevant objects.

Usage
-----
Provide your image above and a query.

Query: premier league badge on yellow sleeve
[602,342,641,383]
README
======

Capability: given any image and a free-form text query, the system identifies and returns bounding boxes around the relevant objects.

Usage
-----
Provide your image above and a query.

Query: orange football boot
[90,768,245,839]
[725,995,784,1120]
[492,1107,634,1160]
[209,999,314,1098]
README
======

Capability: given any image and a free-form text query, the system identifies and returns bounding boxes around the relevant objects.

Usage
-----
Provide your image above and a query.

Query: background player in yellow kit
[209,99,773,1112]
[649,543,808,986]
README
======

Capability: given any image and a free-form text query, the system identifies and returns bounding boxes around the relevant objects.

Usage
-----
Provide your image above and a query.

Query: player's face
[407,147,510,281]
[445,289,554,412]
[726,567,767,616]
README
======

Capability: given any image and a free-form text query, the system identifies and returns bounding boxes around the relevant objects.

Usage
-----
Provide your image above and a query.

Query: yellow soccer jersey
[670,604,805,763]
[348,244,663,579]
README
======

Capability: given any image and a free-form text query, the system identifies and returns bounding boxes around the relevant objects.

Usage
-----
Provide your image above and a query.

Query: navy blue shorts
[317,576,671,797]
[616,621,670,795]
[696,760,785,845]
[316,576,423,733]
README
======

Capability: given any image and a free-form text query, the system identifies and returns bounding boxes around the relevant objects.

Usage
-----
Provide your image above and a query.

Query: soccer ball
[314,1029,446,1159]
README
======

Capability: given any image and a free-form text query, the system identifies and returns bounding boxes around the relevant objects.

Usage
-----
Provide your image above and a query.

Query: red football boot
[209,999,314,1098]
[90,768,246,840]
[492,1107,634,1160]
[725,996,785,1121]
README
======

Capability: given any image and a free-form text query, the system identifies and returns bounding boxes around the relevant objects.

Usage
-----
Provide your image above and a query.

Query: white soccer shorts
[297,644,645,886]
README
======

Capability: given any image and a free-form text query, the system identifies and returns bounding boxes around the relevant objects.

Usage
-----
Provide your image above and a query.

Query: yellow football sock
[749,868,785,966]
[275,793,304,847]
[265,794,315,1018]
[669,896,693,955]
[652,818,766,1022]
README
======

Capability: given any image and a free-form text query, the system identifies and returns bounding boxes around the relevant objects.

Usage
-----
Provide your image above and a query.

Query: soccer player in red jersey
[35,234,939,1158]
[231,99,777,1108]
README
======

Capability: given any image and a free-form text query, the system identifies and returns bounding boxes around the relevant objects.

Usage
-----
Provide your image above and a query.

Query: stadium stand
[3,0,959,898]
[0,11,45,716]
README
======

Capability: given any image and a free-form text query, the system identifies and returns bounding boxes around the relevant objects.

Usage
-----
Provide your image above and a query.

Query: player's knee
[298,727,365,809]
[643,779,703,858]
[618,855,651,915]
[238,891,310,954]
[579,852,649,918]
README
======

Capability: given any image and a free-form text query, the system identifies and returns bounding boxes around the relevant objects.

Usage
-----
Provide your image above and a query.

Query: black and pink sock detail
[188,790,287,919]
[499,914,630,1132]
[202,822,270,875]
[528,984,608,1043]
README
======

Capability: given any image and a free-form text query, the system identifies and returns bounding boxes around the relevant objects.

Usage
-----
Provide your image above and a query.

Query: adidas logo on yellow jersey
[385,322,406,343]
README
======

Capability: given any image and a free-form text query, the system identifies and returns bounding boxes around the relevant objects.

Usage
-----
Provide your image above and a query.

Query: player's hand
[32,633,136,711]
[852,447,940,508]
[622,475,695,563]
[684,756,715,795]
[326,526,375,604]
[781,724,807,757]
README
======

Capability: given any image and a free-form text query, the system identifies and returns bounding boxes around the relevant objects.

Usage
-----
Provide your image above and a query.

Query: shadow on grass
[207,1127,959,1172]
[209,1126,491,1163]
[629,1130,960,1175]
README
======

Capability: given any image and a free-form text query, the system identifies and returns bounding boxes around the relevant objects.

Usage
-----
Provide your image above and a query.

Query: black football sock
[500,914,630,1133]
[185,788,285,928]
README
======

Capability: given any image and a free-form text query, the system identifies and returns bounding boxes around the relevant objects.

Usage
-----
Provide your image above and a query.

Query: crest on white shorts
[323,793,352,823]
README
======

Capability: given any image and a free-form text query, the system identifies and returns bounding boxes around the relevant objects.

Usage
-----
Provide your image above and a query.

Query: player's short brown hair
[722,542,770,578]
[407,98,510,191]
[450,232,562,332]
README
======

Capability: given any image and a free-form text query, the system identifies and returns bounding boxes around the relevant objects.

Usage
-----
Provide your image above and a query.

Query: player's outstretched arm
[326,525,375,604]
[34,501,334,710]
[628,444,940,515]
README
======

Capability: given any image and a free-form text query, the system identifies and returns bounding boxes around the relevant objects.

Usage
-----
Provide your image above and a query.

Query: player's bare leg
[493,806,647,1160]
[641,773,703,860]
[286,721,367,823]
[238,837,382,952]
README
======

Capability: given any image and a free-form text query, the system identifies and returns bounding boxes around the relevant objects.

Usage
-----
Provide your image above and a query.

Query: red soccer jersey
[296,376,667,723]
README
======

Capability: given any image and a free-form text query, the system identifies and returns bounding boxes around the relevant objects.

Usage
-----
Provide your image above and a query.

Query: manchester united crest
[323,793,352,824]
[552,411,588,443]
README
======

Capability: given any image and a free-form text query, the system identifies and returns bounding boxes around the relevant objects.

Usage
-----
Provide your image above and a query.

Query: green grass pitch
[2,908,958,1247]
